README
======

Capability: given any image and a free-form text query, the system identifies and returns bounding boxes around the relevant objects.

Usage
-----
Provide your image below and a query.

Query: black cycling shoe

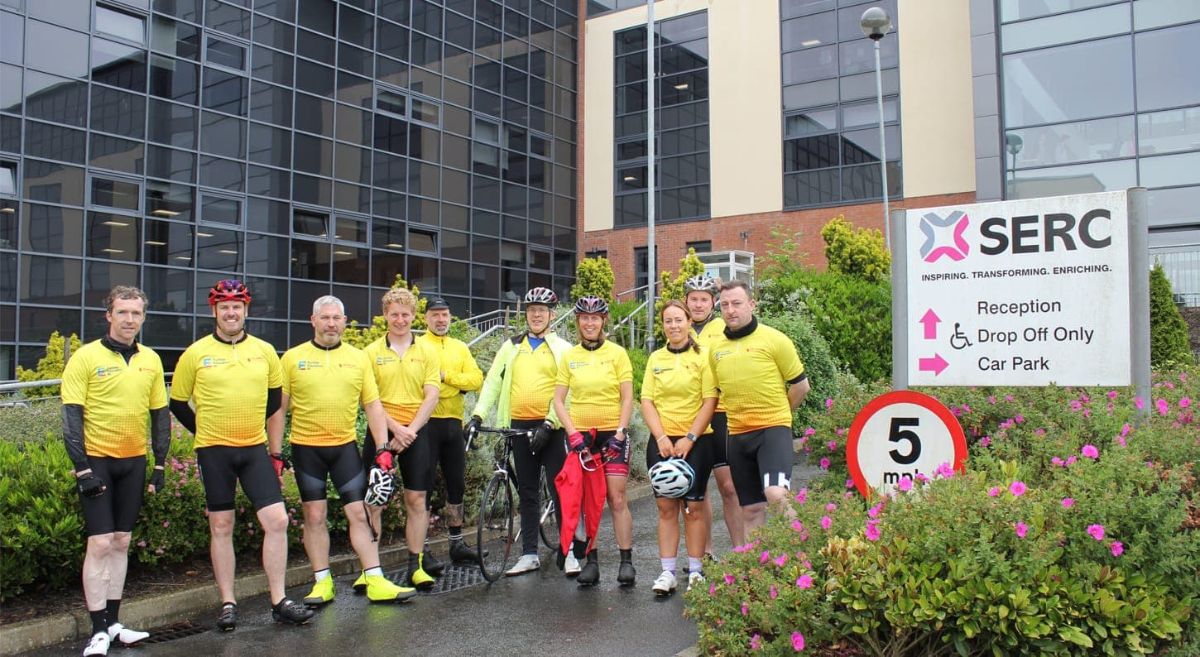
[617,559,636,587]
[271,598,314,626]
[422,550,445,576]
[216,602,238,632]
[577,552,600,587]
[449,539,485,563]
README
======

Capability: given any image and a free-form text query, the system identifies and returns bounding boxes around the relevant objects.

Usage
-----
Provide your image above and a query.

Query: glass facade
[612,11,709,228]
[780,0,902,209]
[0,0,580,378]
[999,0,1200,244]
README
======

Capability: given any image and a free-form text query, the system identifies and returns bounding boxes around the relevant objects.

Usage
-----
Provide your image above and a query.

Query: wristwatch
[685,432,698,442]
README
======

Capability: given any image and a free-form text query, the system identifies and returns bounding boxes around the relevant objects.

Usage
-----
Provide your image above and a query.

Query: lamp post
[644,0,657,351]
[1005,132,1023,198]
[860,7,893,249]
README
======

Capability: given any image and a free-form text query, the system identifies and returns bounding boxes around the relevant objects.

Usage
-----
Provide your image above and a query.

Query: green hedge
[686,372,1200,655]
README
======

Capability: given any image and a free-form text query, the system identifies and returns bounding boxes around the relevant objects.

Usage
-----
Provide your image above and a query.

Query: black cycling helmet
[524,287,558,307]
[573,296,608,315]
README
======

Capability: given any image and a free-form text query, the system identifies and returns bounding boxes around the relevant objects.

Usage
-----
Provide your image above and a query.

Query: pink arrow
[919,309,941,340]
[918,354,948,376]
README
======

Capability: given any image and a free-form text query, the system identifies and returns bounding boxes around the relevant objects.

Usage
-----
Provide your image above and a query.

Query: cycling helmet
[649,458,695,499]
[573,296,609,315]
[207,278,251,306]
[684,274,719,296]
[364,467,395,506]
[524,287,558,307]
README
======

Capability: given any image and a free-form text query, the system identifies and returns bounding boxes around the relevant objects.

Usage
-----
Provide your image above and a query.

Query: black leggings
[292,442,367,503]
[510,419,566,555]
[426,417,466,505]
[80,455,146,535]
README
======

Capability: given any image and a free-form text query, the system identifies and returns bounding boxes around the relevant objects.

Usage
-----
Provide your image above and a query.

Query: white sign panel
[905,191,1131,386]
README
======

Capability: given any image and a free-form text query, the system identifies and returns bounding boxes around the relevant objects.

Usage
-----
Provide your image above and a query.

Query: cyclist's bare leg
[82,533,116,615]
[404,490,429,559]
[258,502,289,604]
[606,475,633,549]
[343,502,380,569]
[655,498,681,559]
[208,510,237,603]
[301,500,330,571]
[683,501,706,560]
[715,468,744,547]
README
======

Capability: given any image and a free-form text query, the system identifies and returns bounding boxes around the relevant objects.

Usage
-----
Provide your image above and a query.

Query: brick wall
[578,191,977,293]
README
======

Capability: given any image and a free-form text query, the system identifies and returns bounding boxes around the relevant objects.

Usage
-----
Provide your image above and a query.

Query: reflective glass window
[19,254,82,304]
[249,81,292,127]
[339,5,373,48]
[205,0,250,39]
[206,37,246,70]
[295,93,334,136]
[90,134,143,174]
[147,99,197,148]
[200,194,241,224]
[1140,151,1200,188]
[91,85,146,139]
[200,111,246,158]
[146,145,196,182]
[297,28,335,62]
[1135,23,1200,112]
[91,38,148,92]
[21,204,83,255]
[25,20,89,78]
[1003,36,1133,128]
[142,266,195,314]
[202,67,248,115]
[252,45,294,85]
[1001,4,1128,53]
[1135,0,1200,30]
[97,4,146,44]
[1,12,22,65]
[145,181,194,221]
[92,177,140,211]
[1138,107,1200,157]
[88,211,141,261]
[251,14,293,51]
[1007,116,1136,169]
[248,122,291,168]
[247,197,289,234]
[85,260,138,306]
[246,164,290,198]
[291,238,330,280]
[198,155,244,190]
[196,226,240,270]
[1009,159,1137,198]
[24,160,85,205]
[244,232,289,276]
[150,55,200,102]
[298,0,335,34]
[24,71,89,127]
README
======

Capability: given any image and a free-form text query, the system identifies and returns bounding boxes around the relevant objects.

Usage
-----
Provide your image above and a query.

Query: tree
[342,275,428,349]
[758,225,807,280]
[15,331,83,398]
[821,215,890,283]
[1149,262,1194,366]
[570,256,615,304]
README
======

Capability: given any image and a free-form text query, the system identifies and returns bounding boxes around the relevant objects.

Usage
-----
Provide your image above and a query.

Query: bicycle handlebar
[464,426,533,452]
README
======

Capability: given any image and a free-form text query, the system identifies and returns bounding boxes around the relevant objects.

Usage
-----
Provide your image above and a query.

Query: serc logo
[919,211,971,263]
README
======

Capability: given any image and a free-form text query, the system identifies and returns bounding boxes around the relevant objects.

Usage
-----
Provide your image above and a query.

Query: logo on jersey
[652,366,673,375]
[712,349,734,362]
[94,366,121,378]
[568,360,587,369]
[297,360,323,370]
[200,357,230,368]
[376,355,396,366]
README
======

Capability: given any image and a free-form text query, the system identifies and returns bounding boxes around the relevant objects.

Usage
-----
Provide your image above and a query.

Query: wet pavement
[33,464,820,657]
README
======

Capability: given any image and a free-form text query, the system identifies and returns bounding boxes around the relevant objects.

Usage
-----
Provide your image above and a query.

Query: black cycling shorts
[195,445,285,512]
[425,417,466,505]
[389,427,432,492]
[708,412,729,469]
[645,435,713,502]
[79,455,146,536]
[726,426,794,506]
[293,442,367,504]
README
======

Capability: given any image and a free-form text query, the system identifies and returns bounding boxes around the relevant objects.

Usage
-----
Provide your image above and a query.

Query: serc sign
[905,191,1131,386]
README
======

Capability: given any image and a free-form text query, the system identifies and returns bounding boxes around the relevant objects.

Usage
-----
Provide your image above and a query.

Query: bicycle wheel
[538,472,559,551]
[476,474,515,582]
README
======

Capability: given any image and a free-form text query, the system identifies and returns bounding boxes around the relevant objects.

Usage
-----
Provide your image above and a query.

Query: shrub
[821,215,890,283]
[757,225,808,280]
[570,256,615,305]
[1150,263,1194,367]
[0,399,63,445]
[759,311,843,432]
[14,331,82,399]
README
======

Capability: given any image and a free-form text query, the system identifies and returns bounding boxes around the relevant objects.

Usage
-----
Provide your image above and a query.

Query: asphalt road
[36,463,819,657]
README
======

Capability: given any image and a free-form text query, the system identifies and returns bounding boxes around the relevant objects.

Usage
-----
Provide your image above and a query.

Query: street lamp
[860,7,893,249]
[1005,132,1023,197]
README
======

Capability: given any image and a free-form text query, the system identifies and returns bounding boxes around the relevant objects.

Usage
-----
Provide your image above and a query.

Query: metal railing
[465,308,518,333]
[610,298,650,348]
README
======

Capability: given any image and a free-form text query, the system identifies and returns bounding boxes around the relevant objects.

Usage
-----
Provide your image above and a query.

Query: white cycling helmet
[364,467,395,506]
[684,274,719,296]
[649,458,695,499]
[524,287,558,306]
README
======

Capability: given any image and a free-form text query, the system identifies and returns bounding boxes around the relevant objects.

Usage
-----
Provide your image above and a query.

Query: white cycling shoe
[505,554,541,576]
[652,570,678,596]
[108,623,149,646]
[563,552,582,576]
[82,632,110,657]
[687,571,705,592]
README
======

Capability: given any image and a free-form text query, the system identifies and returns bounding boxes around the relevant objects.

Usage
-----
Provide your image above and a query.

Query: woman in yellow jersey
[552,296,635,587]
[641,300,718,596]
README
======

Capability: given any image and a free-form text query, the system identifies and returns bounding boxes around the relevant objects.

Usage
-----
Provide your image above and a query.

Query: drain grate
[139,621,211,644]
[388,563,487,594]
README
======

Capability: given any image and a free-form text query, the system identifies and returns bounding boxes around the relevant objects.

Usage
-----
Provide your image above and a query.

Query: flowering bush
[687,370,1200,655]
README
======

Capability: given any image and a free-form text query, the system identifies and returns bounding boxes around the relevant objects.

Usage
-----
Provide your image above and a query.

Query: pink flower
[750,633,762,650]
[162,520,170,528]
[978,436,992,448]
[708,583,716,595]
[1181,397,1192,409]
[819,458,830,470]
[770,584,779,599]
[827,440,838,451]
[897,477,913,492]
[760,550,772,564]
[868,503,882,519]
[741,603,749,616]
[1069,400,1083,411]
[825,502,838,512]
[935,462,955,479]
[987,486,1001,498]
[825,398,834,409]
[820,515,832,530]
[1120,423,1132,437]
[1087,524,1106,541]
[1135,396,1145,410]
[1116,435,1127,447]
[1005,394,1015,402]
[1051,457,1064,467]
[791,520,805,533]
[1061,497,1075,509]
[796,574,813,589]
[724,573,735,585]
[795,488,808,504]
[865,520,881,542]
[1066,456,1077,466]
[1014,414,1024,424]
[1110,541,1124,557]
[1107,390,1118,400]
[915,472,929,483]
[1009,481,1027,497]
[845,478,854,489]
[1081,444,1099,459]
[1015,522,1028,538]
[1156,398,1170,416]
[136,540,147,548]
[774,554,788,567]
[792,631,806,651]
[804,427,816,436]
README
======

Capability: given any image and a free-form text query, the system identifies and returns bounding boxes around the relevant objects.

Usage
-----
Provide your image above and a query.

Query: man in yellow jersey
[708,280,810,536]
[469,287,571,576]
[416,297,483,564]
[278,295,416,607]
[169,279,312,631]
[62,286,169,657]
[363,288,441,589]
[684,274,745,548]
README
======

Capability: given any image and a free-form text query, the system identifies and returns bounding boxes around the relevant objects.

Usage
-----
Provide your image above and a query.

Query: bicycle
[466,425,532,582]
[537,471,559,551]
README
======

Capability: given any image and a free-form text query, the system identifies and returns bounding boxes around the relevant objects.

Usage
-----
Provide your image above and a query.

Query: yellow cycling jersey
[509,336,560,421]
[60,340,167,458]
[417,332,483,420]
[692,315,727,413]
[281,341,379,447]
[708,321,805,435]
[556,340,632,432]
[641,344,718,437]
[171,334,283,448]
[364,335,439,425]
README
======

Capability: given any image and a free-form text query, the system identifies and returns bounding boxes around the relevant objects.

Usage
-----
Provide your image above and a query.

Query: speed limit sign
[846,390,968,498]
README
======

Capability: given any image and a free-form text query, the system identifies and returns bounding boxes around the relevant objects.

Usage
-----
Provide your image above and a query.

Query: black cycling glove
[77,473,106,498]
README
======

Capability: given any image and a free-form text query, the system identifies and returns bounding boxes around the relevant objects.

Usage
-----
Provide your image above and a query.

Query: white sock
[661,557,676,574]
[314,568,331,582]
[688,557,703,574]
[365,566,383,577]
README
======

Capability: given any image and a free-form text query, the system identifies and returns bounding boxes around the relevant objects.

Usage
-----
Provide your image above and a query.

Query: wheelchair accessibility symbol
[950,323,972,350]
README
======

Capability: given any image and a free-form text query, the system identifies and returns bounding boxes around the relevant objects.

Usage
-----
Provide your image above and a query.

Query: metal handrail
[610,298,650,347]
[466,323,507,348]
[616,284,649,301]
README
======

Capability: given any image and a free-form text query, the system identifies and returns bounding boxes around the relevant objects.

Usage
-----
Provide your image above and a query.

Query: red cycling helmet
[208,279,252,306]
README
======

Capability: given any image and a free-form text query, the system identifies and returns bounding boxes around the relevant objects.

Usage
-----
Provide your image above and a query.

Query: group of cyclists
[63,273,809,656]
